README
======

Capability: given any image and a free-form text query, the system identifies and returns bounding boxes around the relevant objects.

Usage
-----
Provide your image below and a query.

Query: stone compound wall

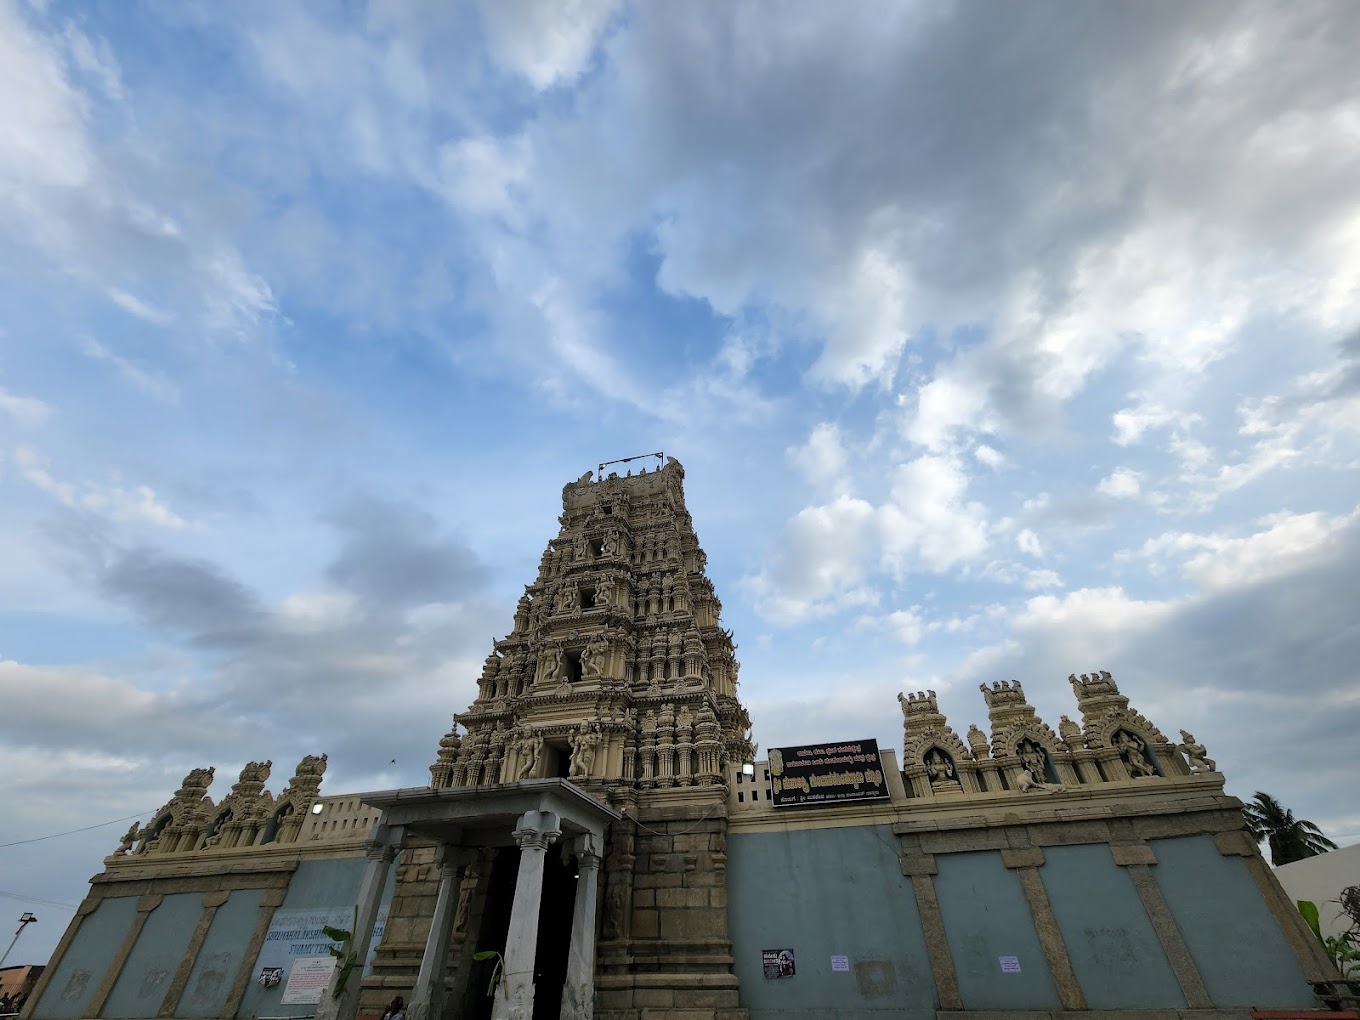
[726,803,1329,1020]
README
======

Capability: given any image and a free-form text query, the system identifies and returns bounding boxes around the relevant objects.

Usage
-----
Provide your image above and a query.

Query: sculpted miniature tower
[376,457,755,1019]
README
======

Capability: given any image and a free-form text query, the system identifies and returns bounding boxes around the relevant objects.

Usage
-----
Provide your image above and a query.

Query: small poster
[259,967,283,988]
[830,955,850,972]
[281,957,335,1004]
[762,948,796,979]
[998,955,1021,973]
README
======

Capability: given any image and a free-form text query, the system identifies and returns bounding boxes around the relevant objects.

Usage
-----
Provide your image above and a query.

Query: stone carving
[1058,715,1082,746]
[1178,730,1216,772]
[966,724,990,759]
[594,578,613,607]
[1018,767,1060,793]
[601,530,620,557]
[569,723,600,778]
[581,637,607,679]
[603,883,627,940]
[542,647,566,684]
[1017,738,1048,780]
[1114,731,1157,778]
[516,733,543,779]
[925,749,961,792]
[555,585,577,614]
[115,821,139,855]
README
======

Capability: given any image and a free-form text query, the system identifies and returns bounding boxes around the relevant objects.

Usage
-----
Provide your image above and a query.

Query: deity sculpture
[116,821,140,855]
[925,750,957,787]
[581,637,607,678]
[1177,730,1216,773]
[1114,731,1157,778]
[1017,738,1047,779]
[555,585,577,614]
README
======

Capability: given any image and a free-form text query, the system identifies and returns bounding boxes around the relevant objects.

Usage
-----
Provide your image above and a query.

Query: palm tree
[1243,791,1338,865]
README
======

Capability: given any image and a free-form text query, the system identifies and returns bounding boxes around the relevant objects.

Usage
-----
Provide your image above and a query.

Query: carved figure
[542,647,565,683]
[603,884,627,940]
[925,750,956,786]
[1177,730,1216,773]
[569,724,600,778]
[1017,768,1060,793]
[517,736,542,779]
[897,692,910,718]
[1017,739,1047,779]
[594,578,613,607]
[601,530,619,557]
[581,638,607,678]
[555,585,577,614]
[116,821,140,855]
[966,724,989,757]
[1114,731,1157,778]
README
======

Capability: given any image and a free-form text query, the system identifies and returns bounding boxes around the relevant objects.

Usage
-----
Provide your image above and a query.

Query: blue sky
[2,0,1359,959]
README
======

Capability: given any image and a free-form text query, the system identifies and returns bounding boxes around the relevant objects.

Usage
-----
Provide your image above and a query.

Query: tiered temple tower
[373,456,756,1019]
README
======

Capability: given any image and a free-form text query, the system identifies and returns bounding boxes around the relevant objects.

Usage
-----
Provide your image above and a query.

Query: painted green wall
[932,850,1061,1009]
[1038,843,1184,1009]
[102,892,202,1017]
[31,897,138,1020]
[181,888,266,1018]
[1151,834,1313,1007]
[727,825,937,1020]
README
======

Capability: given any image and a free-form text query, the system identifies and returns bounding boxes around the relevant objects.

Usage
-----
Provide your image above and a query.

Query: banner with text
[767,739,888,807]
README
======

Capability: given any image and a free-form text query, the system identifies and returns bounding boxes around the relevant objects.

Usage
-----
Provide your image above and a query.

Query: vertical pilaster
[1002,847,1085,1010]
[407,846,474,1020]
[223,887,288,1019]
[86,893,162,1018]
[900,851,962,1010]
[492,810,560,1020]
[318,824,406,1020]
[158,890,230,1017]
[1111,841,1213,1008]
[561,834,603,1020]
[18,895,99,1020]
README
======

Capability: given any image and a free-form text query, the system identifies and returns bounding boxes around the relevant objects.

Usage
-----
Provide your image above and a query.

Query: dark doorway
[464,849,517,1020]
[460,845,578,1020]
[532,848,577,1020]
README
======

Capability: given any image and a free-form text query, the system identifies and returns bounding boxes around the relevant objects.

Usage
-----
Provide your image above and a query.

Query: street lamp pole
[0,913,37,970]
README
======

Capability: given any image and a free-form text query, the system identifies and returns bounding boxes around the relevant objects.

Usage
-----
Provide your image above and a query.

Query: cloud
[14,448,188,529]
[0,386,54,428]
[81,337,179,402]
[788,422,849,493]
[476,0,619,91]
[1097,468,1142,499]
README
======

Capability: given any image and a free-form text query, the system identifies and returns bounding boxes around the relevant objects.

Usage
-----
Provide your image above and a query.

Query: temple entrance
[532,847,577,1020]
[465,849,517,1020]
[461,843,578,1020]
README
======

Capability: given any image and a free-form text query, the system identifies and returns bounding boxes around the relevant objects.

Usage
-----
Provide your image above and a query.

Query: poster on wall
[998,955,1021,973]
[767,740,888,807]
[259,908,388,965]
[280,958,335,1004]
[762,948,796,979]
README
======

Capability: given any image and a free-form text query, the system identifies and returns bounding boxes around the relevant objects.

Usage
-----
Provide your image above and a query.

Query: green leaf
[472,951,499,961]
[1298,900,1323,941]
[321,925,352,942]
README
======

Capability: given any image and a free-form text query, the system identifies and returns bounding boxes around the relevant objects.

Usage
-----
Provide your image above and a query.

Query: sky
[1,0,1358,962]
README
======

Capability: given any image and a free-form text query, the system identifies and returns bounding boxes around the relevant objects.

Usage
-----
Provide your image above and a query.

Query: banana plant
[322,908,360,999]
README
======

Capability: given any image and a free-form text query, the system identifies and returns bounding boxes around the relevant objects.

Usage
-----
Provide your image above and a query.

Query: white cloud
[880,455,990,574]
[1016,528,1043,558]
[1097,467,1141,499]
[81,338,179,402]
[14,447,188,529]
[0,386,54,428]
[106,287,172,326]
[788,422,849,492]
[974,443,1006,469]
[1129,509,1357,590]
[476,0,619,90]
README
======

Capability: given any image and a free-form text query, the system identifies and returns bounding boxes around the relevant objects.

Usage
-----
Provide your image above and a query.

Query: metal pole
[0,913,36,969]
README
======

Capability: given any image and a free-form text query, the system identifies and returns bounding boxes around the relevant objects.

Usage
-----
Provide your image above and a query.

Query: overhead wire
[0,810,155,850]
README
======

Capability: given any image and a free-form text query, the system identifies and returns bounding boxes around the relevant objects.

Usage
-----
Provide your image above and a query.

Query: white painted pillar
[407,846,473,1020]
[491,810,561,1020]
[560,834,603,1020]
[317,824,405,1020]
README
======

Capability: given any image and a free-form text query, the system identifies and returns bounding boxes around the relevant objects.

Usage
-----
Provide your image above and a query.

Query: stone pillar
[1002,846,1085,1010]
[408,846,474,1020]
[561,834,603,1020]
[158,890,230,1017]
[318,824,405,1020]
[492,810,561,1020]
[86,894,163,1018]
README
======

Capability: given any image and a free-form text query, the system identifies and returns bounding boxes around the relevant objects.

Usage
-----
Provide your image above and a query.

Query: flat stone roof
[360,778,622,846]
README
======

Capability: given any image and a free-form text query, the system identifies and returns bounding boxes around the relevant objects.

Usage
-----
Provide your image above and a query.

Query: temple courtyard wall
[22,757,1331,1020]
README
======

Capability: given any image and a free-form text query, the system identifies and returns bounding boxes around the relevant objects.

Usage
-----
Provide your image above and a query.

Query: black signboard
[767,739,888,807]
